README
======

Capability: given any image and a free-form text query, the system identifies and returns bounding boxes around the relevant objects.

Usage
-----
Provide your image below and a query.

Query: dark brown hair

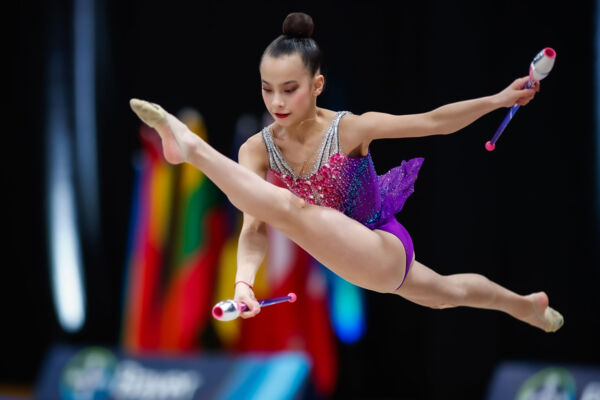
[262,12,322,76]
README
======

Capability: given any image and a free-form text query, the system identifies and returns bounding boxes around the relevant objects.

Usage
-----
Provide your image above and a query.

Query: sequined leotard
[261,111,424,288]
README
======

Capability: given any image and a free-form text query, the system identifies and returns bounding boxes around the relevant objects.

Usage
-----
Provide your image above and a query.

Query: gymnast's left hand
[496,76,540,108]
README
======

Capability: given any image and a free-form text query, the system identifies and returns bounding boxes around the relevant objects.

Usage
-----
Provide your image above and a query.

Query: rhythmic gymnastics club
[485,47,556,151]
[212,293,297,321]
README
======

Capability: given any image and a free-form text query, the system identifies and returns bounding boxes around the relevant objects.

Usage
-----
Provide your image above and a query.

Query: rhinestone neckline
[264,111,347,180]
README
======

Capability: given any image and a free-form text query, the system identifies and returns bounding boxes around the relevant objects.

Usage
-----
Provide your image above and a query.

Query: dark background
[7,1,599,399]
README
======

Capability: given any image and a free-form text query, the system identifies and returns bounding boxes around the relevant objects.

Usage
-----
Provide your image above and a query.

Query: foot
[525,292,564,333]
[130,99,188,164]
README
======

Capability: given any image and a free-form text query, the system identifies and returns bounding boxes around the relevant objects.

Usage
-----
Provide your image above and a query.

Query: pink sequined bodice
[262,111,423,229]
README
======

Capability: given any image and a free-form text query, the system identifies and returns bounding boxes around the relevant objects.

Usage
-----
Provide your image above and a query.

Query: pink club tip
[212,306,223,319]
[544,47,556,59]
[485,141,495,152]
[288,293,297,303]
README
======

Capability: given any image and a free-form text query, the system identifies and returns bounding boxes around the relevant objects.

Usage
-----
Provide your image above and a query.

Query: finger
[242,299,260,312]
[241,306,260,318]
[240,308,253,318]
[514,76,530,88]
[516,92,533,105]
[520,93,534,103]
[240,311,253,319]
[518,96,532,106]
[519,88,535,97]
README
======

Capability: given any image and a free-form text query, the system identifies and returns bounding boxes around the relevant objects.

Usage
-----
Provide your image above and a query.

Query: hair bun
[282,12,314,38]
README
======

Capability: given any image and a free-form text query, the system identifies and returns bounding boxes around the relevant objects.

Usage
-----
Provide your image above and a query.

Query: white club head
[212,299,242,321]
[530,48,556,82]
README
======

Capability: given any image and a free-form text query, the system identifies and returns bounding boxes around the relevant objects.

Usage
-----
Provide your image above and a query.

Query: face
[259,53,324,126]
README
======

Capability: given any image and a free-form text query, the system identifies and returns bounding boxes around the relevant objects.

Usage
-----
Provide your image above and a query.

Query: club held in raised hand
[485,47,556,151]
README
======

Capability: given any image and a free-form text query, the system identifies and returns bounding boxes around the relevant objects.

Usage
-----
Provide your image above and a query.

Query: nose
[272,92,285,109]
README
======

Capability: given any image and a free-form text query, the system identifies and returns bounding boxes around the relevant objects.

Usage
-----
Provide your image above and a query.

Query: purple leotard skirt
[374,217,414,289]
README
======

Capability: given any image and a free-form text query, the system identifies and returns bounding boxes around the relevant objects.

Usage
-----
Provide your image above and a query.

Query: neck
[274,107,325,143]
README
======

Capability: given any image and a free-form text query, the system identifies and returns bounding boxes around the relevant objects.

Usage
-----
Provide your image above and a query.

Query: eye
[262,87,272,93]
[284,87,297,94]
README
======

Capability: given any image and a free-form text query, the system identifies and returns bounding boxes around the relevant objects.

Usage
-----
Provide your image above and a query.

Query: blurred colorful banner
[121,109,227,352]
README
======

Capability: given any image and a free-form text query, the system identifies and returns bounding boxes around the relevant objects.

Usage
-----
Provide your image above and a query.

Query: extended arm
[234,214,268,318]
[354,76,538,141]
[233,137,270,318]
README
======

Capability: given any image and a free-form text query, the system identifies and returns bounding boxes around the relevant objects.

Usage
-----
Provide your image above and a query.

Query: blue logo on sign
[59,347,117,400]
[515,367,576,400]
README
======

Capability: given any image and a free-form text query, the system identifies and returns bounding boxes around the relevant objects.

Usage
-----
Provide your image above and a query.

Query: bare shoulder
[238,132,269,177]
[341,111,383,133]
[337,111,372,157]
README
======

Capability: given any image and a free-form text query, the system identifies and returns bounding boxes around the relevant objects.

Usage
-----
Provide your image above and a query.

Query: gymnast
[130,12,563,332]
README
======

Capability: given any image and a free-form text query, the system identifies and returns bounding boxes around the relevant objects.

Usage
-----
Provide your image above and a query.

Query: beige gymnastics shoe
[543,307,564,333]
[130,98,167,128]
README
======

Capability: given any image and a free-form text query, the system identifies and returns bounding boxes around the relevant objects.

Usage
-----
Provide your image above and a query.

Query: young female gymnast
[130,12,563,332]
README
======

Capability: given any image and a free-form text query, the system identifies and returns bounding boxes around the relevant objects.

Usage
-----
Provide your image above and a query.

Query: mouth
[274,113,290,119]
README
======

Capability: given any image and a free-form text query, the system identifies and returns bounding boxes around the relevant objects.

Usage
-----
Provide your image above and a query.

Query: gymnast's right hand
[234,283,261,319]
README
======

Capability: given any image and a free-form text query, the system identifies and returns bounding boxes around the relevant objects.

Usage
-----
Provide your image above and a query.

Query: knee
[270,189,307,227]
[285,190,307,211]
[429,276,467,309]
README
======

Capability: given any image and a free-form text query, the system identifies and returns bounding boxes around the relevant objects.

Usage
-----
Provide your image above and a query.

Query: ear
[313,73,325,96]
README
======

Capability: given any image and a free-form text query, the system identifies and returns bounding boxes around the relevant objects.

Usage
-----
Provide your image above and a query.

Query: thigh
[276,203,408,293]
